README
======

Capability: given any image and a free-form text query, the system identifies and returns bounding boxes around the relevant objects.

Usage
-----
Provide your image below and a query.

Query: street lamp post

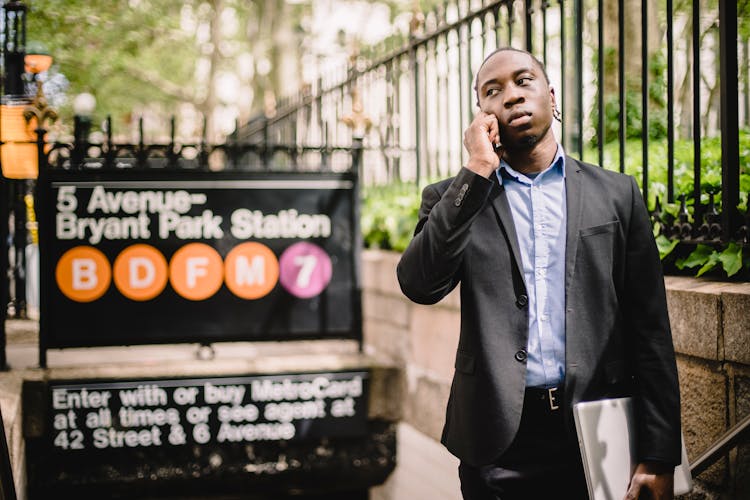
[2,1,27,97]
[1,0,28,365]
[2,1,29,320]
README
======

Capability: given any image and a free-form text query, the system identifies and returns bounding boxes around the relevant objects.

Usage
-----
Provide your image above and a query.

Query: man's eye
[517,77,531,85]
[486,88,499,97]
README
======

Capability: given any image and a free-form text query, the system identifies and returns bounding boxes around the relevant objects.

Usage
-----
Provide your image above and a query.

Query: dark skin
[463,49,558,177]
[464,49,675,500]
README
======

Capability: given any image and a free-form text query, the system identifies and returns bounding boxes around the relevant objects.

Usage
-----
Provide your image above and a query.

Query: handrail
[690,412,750,477]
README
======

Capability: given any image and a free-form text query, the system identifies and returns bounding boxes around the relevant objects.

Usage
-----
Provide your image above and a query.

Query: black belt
[524,386,562,412]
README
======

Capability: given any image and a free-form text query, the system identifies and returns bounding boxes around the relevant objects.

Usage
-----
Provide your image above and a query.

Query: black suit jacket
[397,156,681,468]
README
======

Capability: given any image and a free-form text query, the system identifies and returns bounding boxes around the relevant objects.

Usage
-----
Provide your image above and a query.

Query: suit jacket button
[515,349,527,362]
[454,197,462,207]
[515,294,528,308]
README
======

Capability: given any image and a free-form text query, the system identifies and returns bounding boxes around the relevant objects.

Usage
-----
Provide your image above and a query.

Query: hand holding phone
[463,110,504,178]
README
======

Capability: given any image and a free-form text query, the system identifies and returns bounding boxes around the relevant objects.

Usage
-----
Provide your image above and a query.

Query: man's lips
[506,111,532,127]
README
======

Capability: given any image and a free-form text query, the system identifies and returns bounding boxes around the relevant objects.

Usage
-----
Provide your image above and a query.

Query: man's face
[475,50,556,151]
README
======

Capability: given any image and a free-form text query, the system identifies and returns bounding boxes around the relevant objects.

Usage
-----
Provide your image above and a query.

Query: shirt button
[515,349,527,362]
[516,295,528,308]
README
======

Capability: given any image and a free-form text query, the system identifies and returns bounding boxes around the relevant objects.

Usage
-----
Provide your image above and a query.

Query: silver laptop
[573,397,692,499]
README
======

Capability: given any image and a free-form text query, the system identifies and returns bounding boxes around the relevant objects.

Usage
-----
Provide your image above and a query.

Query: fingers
[624,480,640,500]
[463,110,502,177]
[464,111,499,150]
[477,109,500,144]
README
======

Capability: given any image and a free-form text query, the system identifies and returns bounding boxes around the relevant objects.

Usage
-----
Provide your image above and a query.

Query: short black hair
[474,47,550,91]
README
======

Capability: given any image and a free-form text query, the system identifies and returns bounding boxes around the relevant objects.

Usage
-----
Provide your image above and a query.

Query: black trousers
[458,387,589,500]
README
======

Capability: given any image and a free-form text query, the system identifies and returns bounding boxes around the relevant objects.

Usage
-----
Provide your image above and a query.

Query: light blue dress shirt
[496,145,566,388]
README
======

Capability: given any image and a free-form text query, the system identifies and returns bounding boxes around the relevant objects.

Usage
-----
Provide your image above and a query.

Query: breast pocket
[580,220,619,238]
[577,220,620,296]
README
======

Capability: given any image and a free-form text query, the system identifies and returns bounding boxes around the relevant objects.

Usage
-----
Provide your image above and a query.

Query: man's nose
[503,88,524,108]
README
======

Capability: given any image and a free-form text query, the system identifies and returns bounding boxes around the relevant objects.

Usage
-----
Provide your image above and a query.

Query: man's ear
[549,86,557,109]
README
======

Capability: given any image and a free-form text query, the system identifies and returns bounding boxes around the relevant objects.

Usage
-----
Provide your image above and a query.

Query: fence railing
[237,0,748,249]
[47,116,358,173]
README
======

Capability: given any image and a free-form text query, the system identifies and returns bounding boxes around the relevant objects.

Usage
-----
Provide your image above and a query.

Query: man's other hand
[624,462,674,500]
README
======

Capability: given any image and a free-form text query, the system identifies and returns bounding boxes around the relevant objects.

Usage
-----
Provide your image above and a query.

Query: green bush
[360,183,421,252]
[361,131,749,279]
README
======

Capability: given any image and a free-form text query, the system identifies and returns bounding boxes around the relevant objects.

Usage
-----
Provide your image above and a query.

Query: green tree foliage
[26,0,195,130]
[24,0,309,139]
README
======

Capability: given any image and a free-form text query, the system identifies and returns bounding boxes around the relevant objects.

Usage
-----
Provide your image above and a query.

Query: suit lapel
[488,173,525,280]
[564,155,584,301]
[563,156,584,417]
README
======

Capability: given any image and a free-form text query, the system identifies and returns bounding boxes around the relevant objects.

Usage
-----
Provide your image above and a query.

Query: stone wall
[362,249,750,499]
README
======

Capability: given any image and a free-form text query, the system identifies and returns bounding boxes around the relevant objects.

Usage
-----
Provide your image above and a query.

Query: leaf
[676,244,714,269]
[696,252,721,277]
[718,242,743,277]
[655,235,679,260]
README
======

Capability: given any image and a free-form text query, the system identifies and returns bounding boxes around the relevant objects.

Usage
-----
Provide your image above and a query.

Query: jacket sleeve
[624,176,682,466]
[396,168,494,305]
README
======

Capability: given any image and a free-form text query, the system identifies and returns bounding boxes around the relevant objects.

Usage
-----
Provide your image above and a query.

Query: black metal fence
[47,116,360,174]
[238,0,748,248]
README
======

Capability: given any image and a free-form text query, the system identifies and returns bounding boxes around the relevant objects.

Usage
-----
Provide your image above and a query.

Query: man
[396,47,681,499]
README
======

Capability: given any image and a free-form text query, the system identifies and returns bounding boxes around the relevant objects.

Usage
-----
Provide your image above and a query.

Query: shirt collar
[497,144,566,185]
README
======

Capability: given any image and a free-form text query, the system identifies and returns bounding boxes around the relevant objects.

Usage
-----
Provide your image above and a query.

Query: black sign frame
[37,168,363,366]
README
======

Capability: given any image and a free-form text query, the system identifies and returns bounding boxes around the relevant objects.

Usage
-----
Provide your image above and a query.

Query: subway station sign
[44,371,368,452]
[38,170,360,347]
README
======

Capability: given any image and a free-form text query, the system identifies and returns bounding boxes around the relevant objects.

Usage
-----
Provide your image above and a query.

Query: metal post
[72,115,90,169]
[641,0,649,204]
[137,116,147,168]
[692,0,702,227]
[719,0,740,241]
[574,0,583,159]
[559,0,566,150]
[667,0,675,203]
[350,136,364,353]
[0,176,9,371]
[617,0,625,173]
[525,0,533,53]
[2,1,27,98]
[168,115,177,169]
[412,44,422,185]
[597,0,604,168]
[10,179,26,318]
[199,114,208,170]
[104,115,114,168]
[34,124,46,369]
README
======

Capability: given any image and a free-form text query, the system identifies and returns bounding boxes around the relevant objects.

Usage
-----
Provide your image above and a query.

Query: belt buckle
[548,387,559,411]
